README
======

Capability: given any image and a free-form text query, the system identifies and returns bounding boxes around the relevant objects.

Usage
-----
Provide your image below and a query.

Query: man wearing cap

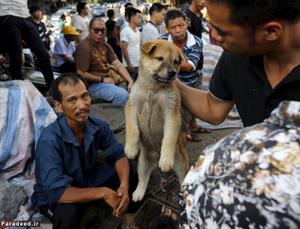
[53,26,79,73]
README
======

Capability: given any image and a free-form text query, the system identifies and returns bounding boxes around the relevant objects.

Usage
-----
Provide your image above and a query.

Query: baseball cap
[62,26,79,36]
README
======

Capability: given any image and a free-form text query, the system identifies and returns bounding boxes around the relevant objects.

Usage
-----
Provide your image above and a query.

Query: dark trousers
[42,161,141,229]
[0,15,54,88]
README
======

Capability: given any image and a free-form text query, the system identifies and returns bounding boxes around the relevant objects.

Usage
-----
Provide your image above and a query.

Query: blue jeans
[89,82,128,105]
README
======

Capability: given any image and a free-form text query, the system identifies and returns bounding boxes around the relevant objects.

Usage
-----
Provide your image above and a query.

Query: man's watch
[99,77,103,82]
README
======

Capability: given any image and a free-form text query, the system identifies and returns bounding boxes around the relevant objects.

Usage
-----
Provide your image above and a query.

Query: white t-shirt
[0,0,30,18]
[71,14,90,40]
[141,22,160,44]
[120,26,141,67]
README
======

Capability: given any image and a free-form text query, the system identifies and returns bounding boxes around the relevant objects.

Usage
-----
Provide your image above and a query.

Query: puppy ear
[178,49,188,64]
[141,41,157,54]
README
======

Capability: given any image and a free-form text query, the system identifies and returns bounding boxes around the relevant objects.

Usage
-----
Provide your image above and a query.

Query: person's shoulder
[159,33,169,40]
[77,38,90,49]
[38,118,61,141]
[221,51,251,65]
[89,116,111,130]
[192,34,202,45]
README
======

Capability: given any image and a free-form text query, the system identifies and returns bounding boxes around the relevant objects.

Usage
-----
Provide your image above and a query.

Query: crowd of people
[1,0,300,228]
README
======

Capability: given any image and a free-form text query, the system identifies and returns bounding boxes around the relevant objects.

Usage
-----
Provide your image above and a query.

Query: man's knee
[113,88,128,105]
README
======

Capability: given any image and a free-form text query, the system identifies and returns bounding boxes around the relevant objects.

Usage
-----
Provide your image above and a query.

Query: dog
[125,40,190,202]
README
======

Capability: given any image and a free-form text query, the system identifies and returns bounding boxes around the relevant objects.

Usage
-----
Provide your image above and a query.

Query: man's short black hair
[124,2,133,9]
[89,17,104,28]
[77,2,87,14]
[164,9,186,27]
[207,0,300,27]
[29,6,41,15]
[107,9,115,18]
[50,73,88,102]
[149,3,166,16]
[125,7,141,22]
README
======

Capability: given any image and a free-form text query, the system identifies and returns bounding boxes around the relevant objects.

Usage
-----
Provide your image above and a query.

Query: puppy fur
[125,40,189,202]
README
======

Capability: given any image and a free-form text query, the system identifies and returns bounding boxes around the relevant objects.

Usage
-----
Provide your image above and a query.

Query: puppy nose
[168,70,176,78]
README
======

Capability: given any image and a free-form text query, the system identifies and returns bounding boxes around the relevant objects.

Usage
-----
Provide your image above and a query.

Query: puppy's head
[140,40,187,85]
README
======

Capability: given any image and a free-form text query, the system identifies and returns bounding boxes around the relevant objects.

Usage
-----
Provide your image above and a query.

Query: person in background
[160,9,203,142]
[58,14,66,34]
[31,73,141,229]
[0,0,54,88]
[180,100,300,228]
[53,26,78,73]
[184,0,205,38]
[106,9,122,61]
[71,2,90,41]
[76,18,133,105]
[114,2,133,53]
[141,3,166,44]
[120,8,142,81]
[29,6,51,50]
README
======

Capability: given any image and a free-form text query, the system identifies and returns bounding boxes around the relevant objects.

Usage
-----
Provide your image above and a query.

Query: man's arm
[114,25,121,48]
[179,61,193,72]
[114,157,130,217]
[175,79,234,124]
[121,41,133,70]
[77,69,103,82]
[61,55,74,63]
[112,59,134,89]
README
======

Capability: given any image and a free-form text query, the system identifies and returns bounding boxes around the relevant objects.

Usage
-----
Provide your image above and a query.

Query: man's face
[167,17,188,42]
[65,35,77,42]
[195,0,205,12]
[56,81,91,128]
[206,1,259,55]
[131,13,142,26]
[82,6,89,16]
[89,20,106,43]
[154,9,166,25]
[32,10,43,20]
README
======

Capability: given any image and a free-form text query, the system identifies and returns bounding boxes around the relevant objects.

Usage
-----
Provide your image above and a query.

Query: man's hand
[127,80,133,92]
[103,187,121,215]
[115,186,130,217]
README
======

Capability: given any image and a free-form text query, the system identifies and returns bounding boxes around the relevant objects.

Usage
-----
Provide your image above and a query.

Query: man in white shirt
[71,2,90,41]
[0,0,54,88]
[141,3,166,44]
[53,26,79,73]
[120,8,142,81]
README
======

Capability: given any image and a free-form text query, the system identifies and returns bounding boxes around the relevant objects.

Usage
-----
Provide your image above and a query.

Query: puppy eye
[155,56,164,61]
[174,59,179,65]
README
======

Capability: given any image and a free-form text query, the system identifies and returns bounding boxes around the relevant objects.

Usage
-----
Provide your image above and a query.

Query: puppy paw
[132,188,146,202]
[125,143,139,159]
[159,155,174,172]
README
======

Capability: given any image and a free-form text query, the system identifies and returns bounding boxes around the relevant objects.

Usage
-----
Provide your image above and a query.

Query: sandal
[186,132,202,142]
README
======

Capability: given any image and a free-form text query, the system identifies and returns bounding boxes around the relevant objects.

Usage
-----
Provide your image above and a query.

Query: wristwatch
[99,77,103,82]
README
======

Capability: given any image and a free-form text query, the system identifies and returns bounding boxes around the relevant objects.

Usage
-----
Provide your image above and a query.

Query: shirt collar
[58,114,99,147]
[167,31,196,48]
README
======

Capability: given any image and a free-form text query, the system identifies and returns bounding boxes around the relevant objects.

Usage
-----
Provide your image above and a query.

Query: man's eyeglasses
[92,27,106,34]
